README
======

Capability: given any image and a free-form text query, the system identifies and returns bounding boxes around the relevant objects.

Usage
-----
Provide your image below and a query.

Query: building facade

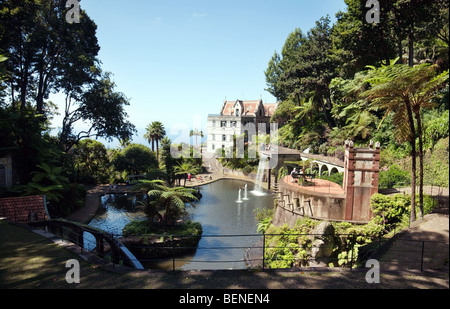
[0,154,14,188]
[206,99,278,153]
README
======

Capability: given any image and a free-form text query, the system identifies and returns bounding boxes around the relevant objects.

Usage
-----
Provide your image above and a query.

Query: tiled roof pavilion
[0,195,50,224]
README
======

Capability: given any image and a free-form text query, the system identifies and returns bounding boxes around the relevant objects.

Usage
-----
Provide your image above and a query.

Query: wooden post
[95,235,104,256]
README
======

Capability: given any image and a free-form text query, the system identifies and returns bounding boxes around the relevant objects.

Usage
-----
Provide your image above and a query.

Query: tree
[389,0,447,67]
[112,143,158,176]
[0,53,7,92]
[144,121,166,161]
[11,162,69,204]
[131,179,167,226]
[0,1,135,154]
[147,185,198,231]
[363,61,449,222]
[190,129,204,147]
[174,162,201,187]
[274,17,338,130]
[331,0,397,77]
[159,137,181,186]
[144,123,155,151]
[0,0,100,113]
[332,0,448,74]
[400,64,448,218]
[329,71,379,143]
[59,71,136,152]
[264,28,306,102]
[71,139,110,184]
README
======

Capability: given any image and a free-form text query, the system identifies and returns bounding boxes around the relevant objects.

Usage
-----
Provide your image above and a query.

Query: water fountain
[236,188,243,203]
[242,183,249,200]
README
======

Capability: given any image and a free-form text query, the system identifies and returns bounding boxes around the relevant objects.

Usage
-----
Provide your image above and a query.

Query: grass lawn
[0,220,124,288]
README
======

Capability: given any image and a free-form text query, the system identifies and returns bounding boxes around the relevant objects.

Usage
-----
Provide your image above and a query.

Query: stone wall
[343,140,380,221]
[272,141,380,227]
[272,179,346,228]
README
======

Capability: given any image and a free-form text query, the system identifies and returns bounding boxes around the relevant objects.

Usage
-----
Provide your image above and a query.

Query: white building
[206,99,278,154]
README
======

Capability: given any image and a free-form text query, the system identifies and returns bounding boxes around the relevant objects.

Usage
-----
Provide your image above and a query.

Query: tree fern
[363,61,449,223]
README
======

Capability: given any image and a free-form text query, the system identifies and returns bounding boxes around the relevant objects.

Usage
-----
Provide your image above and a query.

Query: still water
[84,193,146,250]
[85,179,274,270]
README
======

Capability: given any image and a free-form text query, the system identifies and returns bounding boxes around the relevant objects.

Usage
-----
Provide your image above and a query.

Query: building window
[211,134,215,141]
[221,121,227,128]
[212,120,216,127]
[235,109,240,117]
[222,135,226,142]
[231,121,237,128]
[212,144,215,150]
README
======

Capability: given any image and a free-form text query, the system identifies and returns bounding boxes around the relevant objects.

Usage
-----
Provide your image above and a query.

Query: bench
[292,173,315,184]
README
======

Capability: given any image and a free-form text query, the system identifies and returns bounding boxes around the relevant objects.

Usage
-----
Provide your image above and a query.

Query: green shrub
[48,183,87,218]
[378,164,411,189]
[319,172,343,186]
[242,165,254,175]
[417,194,438,216]
[123,219,202,237]
[423,137,449,187]
[263,218,319,269]
[370,193,410,230]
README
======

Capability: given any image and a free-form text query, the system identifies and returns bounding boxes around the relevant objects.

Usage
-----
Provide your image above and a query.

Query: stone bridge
[260,145,344,177]
[261,141,380,223]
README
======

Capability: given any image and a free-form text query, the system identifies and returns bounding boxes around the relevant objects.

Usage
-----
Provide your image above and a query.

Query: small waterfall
[252,155,268,196]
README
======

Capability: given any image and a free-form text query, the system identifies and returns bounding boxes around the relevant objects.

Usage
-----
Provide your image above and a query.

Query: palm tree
[131,179,167,226]
[12,163,69,204]
[363,61,449,223]
[407,65,448,219]
[144,124,155,152]
[147,186,198,231]
[144,122,166,162]
[152,121,166,161]
[189,129,204,147]
[174,162,201,186]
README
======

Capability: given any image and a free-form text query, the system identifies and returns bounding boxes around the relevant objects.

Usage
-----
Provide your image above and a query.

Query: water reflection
[85,179,273,270]
[84,193,145,250]
[180,179,273,270]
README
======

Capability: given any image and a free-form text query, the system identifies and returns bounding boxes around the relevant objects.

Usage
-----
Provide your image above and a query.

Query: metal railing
[29,220,448,272]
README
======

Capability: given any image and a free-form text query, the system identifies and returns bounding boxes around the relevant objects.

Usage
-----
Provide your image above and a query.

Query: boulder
[311,221,336,260]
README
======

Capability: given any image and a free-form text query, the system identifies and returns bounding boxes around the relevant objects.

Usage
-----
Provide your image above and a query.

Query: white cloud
[152,17,162,24]
[192,12,207,18]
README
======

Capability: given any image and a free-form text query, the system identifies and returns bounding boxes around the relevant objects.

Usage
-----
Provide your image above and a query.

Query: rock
[311,221,336,260]
[314,221,335,239]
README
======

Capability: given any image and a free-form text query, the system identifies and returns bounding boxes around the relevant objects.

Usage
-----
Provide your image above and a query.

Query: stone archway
[330,167,339,175]
[320,164,329,176]
[309,162,320,176]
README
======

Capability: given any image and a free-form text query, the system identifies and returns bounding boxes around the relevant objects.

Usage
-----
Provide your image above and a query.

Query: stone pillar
[343,140,380,221]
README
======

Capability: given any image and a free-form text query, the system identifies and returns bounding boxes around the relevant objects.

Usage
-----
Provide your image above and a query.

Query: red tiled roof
[242,100,261,116]
[221,101,237,116]
[263,103,278,117]
[0,195,49,223]
[220,99,277,117]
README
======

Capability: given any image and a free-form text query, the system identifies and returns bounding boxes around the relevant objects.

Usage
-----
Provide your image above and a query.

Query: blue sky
[51,0,348,147]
